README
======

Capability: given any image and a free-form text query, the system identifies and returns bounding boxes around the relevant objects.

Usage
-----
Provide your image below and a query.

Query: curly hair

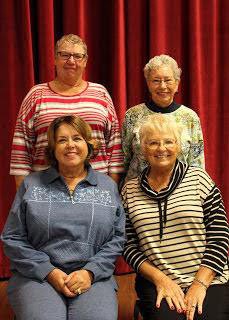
[144,54,182,81]
[55,34,88,56]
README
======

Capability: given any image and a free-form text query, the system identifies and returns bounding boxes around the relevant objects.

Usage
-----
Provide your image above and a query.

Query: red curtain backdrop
[0,0,228,278]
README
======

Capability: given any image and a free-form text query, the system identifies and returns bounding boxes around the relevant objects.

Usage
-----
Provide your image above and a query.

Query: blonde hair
[139,113,182,148]
[55,34,87,56]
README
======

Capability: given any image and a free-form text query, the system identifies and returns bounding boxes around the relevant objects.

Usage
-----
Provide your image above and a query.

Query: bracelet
[194,278,208,290]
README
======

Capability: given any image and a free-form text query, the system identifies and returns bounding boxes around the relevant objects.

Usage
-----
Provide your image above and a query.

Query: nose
[67,55,75,63]
[66,138,75,147]
[157,142,167,149]
[159,80,166,88]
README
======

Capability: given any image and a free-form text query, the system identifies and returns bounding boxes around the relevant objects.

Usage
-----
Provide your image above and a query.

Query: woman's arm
[188,114,205,168]
[121,111,134,171]
[82,186,125,282]
[10,87,37,179]
[184,266,215,320]
[15,175,26,190]
[185,181,229,320]
[103,88,124,176]
[1,182,55,281]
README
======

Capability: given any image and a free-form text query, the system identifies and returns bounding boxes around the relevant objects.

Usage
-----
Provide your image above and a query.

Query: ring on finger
[74,288,82,295]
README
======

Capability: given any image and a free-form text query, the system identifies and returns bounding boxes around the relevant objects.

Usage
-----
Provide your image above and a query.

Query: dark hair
[45,115,100,167]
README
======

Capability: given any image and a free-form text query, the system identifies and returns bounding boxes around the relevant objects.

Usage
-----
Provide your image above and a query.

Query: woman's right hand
[46,268,76,297]
[155,274,186,313]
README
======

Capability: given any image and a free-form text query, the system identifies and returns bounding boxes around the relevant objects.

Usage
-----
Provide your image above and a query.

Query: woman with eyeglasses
[122,54,204,181]
[10,34,124,189]
[122,113,229,320]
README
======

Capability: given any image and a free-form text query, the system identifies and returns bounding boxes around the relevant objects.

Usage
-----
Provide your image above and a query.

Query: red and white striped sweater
[10,82,124,175]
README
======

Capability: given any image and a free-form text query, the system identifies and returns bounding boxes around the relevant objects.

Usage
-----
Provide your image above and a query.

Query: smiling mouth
[65,152,78,156]
[155,155,170,158]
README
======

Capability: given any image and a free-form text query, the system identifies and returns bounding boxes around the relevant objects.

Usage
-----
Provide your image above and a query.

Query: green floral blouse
[122,103,205,180]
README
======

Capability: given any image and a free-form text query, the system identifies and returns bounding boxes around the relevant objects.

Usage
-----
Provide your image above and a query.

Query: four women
[4,40,228,319]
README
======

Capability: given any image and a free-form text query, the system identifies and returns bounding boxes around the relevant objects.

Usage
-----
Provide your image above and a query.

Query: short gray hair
[139,113,182,148]
[143,54,182,81]
[55,34,88,56]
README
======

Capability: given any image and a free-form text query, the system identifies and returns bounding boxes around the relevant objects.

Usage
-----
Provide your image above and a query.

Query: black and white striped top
[122,161,229,287]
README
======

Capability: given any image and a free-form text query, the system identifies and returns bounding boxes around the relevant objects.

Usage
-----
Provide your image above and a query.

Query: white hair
[144,54,182,81]
[139,113,183,149]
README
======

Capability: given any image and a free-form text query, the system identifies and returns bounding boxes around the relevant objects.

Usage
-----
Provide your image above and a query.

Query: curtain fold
[0,0,228,278]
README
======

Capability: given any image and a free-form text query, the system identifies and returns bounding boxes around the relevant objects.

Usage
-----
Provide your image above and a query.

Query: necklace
[61,168,87,194]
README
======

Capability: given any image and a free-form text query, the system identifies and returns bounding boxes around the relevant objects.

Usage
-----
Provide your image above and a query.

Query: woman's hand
[64,269,93,295]
[184,282,207,320]
[46,268,76,297]
[155,274,186,313]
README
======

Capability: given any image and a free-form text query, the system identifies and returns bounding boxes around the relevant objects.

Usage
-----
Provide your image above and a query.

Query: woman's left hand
[184,282,207,320]
[64,269,93,295]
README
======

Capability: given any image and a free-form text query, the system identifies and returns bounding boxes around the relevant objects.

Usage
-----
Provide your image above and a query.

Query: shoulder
[87,82,110,96]
[23,168,54,187]
[177,105,201,120]
[22,83,49,102]
[123,103,148,126]
[122,177,139,193]
[125,103,147,116]
[186,166,214,188]
[25,83,49,96]
[87,82,114,106]
[90,169,118,189]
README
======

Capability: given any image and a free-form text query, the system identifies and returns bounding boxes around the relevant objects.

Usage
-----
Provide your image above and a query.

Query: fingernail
[178,309,182,313]
[170,306,175,310]
[156,304,159,308]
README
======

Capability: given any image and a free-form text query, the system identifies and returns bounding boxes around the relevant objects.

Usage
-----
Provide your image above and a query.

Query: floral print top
[122,102,205,180]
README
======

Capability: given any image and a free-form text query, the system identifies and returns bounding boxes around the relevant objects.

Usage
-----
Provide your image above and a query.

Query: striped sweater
[10,82,124,176]
[122,161,229,288]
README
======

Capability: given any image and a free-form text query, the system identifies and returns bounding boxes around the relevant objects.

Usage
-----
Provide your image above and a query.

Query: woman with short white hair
[122,113,228,320]
[122,54,205,181]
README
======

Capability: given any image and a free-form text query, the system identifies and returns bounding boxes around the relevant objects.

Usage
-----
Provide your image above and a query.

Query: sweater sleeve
[121,184,147,272]
[187,113,205,169]
[121,110,134,171]
[1,182,55,281]
[10,86,38,176]
[103,88,124,174]
[201,185,229,275]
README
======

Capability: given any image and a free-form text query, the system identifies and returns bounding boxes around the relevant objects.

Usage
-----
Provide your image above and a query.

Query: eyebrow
[56,134,81,138]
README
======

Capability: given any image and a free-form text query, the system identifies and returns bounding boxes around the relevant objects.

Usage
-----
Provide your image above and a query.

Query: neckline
[47,81,89,97]
[146,100,181,113]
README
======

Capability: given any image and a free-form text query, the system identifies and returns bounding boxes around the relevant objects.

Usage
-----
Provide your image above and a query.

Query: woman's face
[55,42,87,83]
[54,123,88,172]
[146,65,179,107]
[141,127,179,171]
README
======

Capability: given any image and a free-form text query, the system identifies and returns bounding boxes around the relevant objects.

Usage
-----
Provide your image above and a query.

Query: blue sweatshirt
[2,166,126,282]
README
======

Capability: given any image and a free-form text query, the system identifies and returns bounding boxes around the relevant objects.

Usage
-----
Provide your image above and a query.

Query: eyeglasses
[145,139,177,149]
[57,51,86,61]
[150,78,175,86]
